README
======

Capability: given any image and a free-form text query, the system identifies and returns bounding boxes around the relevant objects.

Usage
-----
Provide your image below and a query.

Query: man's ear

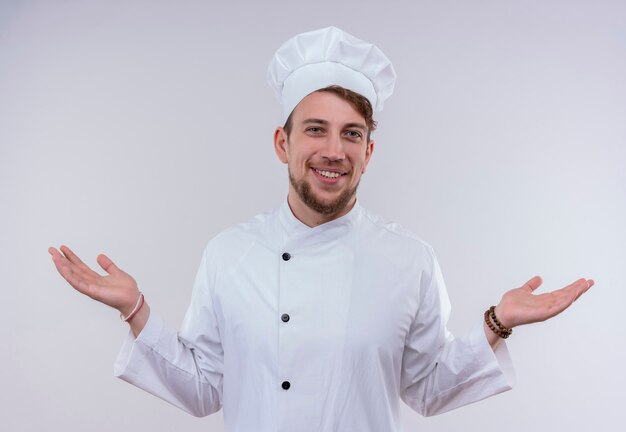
[362,140,374,174]
[274,127,289,164]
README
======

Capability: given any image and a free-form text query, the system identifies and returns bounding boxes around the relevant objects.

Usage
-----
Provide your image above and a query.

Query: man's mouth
[307,165,350,186]
[313,168,344,179]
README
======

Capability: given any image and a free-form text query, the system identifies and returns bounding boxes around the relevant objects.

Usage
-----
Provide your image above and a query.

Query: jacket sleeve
[114,245,224,417]
[400,248,515,416]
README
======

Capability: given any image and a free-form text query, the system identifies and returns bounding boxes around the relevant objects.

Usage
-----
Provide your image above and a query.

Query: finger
[522,275,543,292]
[574,278,594,301]
[551,278,590,310]
[48,246,91,279]
[49,247,75,275]
[568,278,589,295]
[55,258,90,293]
[50,244,92,279]
[48,246,66,262]
[59,245,97,275]
[97,253,120,275]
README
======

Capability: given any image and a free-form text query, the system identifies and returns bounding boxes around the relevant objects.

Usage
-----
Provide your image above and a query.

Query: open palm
[49,245,139,316]
[495,276,594,329]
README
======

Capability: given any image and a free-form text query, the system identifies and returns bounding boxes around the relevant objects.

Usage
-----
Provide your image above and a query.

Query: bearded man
[49,27,593,432]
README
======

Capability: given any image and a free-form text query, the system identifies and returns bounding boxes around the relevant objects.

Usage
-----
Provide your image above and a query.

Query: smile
[311,168,347,184]
[315,169,341,178]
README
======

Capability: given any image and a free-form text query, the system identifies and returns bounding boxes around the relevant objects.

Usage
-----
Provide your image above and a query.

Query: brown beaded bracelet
[484,306,512,339]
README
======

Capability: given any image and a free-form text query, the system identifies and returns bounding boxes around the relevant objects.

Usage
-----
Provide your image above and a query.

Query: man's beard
[289,168,359,216]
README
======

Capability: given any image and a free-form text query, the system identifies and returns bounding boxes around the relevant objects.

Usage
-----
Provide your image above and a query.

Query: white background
[1,0,624,430]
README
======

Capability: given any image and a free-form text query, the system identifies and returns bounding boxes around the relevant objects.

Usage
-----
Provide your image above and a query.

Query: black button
[281,381,291,390]
[282,252,291,261]
[281,313,290,323]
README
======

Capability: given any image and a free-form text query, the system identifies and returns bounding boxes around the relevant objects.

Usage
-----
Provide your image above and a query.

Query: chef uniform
[114,27,515,432]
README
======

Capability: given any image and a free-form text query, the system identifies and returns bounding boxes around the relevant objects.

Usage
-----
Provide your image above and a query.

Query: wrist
[484,320,503,350]
[128,303,150,338]
[484,305,513,339]
[120,291,144,321]
[117,290,141,317]
[494,304,514,329]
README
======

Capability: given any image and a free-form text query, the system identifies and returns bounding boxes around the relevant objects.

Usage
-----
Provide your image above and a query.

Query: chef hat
[267,26,397,123]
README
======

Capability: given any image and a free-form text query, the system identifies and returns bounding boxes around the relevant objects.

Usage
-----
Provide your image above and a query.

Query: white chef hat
[267,26,397,123]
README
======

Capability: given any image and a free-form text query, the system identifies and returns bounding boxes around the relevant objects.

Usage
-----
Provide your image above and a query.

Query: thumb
[97,253,120,275]
[522,275,543,292]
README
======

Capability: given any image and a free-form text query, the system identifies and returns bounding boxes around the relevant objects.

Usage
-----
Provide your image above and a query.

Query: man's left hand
[494,275,594,329]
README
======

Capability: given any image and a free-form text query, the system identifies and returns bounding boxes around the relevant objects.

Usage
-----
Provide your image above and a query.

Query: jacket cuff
[113,312,164,380]
[469,319,516,388]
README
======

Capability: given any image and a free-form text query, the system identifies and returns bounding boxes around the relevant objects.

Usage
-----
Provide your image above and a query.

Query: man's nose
[321,134,345,161]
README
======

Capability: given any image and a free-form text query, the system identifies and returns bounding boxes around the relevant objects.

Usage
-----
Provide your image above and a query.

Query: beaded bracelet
[120,292,144,322]
[484,305,512,339]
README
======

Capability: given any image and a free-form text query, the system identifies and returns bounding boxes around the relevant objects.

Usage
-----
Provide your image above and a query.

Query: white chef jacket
[114,200,515,431]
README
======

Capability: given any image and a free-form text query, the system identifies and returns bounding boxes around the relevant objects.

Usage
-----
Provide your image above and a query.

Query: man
[49,27,593,431]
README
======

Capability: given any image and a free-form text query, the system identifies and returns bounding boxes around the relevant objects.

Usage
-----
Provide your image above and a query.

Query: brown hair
[283,85,377,141]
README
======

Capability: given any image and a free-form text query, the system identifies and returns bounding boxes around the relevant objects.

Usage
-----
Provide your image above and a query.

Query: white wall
[1,0,624,430]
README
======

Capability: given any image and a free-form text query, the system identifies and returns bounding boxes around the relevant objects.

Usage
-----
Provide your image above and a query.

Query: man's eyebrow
[302,118,330,125]
[344,122,367,131]
[302,119,367,131]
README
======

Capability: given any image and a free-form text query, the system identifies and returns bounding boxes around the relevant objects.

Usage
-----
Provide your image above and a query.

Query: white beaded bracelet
[120,291,144,322]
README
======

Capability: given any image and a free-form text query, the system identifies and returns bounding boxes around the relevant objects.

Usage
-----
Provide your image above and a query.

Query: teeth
[315,169,341,179]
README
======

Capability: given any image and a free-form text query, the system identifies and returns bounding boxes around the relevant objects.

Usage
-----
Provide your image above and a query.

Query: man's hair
[283,85,377,141]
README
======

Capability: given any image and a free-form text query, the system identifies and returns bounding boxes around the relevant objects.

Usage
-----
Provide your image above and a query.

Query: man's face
[274,91,374,224]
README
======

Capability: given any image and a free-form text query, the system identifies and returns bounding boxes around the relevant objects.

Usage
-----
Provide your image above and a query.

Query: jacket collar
[276,198,362,248]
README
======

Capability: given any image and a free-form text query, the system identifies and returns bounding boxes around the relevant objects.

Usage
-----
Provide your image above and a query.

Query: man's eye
[346,130,362,139]
[307,127,322,133]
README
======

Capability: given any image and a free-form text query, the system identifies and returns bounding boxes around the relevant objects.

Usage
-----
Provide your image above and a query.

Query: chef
[49,27,594,432]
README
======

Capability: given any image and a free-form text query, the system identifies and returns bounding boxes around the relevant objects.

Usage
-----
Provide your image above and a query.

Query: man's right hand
[49,245,142,319]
